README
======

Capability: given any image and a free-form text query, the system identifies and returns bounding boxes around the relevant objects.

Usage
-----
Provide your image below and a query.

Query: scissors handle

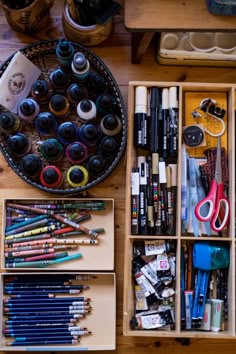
[194,179,217,222]
[210,182,230,232]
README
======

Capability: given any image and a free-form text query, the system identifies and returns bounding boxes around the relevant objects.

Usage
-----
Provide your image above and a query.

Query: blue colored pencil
[7,314,85,320]
[5,318,78,325]
[7,338,79,345]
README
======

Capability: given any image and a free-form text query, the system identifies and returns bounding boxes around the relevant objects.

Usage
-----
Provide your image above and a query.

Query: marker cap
[169,86,178,109]
[135,86,147,114]
[162,88,169,110]
[159,161,166,184]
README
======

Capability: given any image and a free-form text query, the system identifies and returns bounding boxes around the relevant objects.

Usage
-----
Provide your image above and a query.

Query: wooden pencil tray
[123,82,235,339]
[2,198,114,271]
[0,272,116,351]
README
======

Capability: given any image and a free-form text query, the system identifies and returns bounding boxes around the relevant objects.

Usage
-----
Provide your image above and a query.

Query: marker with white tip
[169,86,178,158]
[161,88,169,159]
[134,86,148,149]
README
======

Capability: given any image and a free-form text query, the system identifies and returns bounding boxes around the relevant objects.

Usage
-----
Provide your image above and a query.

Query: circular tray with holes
[0,39,127,195]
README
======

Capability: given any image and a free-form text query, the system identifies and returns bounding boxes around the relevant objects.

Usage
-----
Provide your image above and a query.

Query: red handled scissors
[194,137,230,232]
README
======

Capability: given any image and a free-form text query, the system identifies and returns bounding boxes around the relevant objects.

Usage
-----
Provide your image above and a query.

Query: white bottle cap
[135,86,147,114]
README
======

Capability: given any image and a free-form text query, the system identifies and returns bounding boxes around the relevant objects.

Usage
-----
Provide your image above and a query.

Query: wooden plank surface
[1,0,236,353]
[125,0,236,31]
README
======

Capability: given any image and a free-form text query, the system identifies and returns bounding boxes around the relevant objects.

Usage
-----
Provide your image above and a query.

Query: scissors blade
[214,137,222,184]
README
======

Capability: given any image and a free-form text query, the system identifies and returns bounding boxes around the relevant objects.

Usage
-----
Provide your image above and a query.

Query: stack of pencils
[3,274,93,346]
[4,200,106,268]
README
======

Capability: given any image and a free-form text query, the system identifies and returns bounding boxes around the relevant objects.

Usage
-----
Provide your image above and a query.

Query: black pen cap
[150,87,160,108]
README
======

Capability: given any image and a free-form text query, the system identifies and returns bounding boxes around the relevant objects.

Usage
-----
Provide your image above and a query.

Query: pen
[138,156,148,235]
[159,160,167,233]
[151,153,160,234]
[146,155,154,234]
[168,164,177,235]
[165,166,172,235]
[131,168,140,235]
[161,88,169,159]
[150,87,160,153]
[169,86,178,159]
[134,86,148,149]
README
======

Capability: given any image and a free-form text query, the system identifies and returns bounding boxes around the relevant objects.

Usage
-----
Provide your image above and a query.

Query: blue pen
[192,269,202,328]
[189,158,200,237]
[197,270,210,324]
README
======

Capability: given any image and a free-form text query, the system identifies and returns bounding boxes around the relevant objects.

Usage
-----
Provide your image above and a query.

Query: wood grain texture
[0,0,236,352]
[124,0,236,31]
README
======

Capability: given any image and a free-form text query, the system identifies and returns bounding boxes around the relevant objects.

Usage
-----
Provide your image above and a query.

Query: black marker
[161,88,169,159]
[159,160,167,233]
[169,86,178,159]
[146,155,154,235]
[168,164,177,236]
[134,86,148,149]
[131,168,140,235]
[138,156,148,235]
[150,87,160,153]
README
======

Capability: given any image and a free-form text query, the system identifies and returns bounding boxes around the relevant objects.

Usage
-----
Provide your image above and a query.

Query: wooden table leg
[131,31,155,64]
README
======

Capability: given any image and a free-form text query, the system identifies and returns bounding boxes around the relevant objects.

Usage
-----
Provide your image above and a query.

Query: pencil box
[0,272,116,351]
[2,198,114,271]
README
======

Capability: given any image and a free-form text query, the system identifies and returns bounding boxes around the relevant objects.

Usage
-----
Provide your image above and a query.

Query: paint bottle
[87,154,105,177]
[100,114,122,136]
[98,136,118,158]
[17,98,40,122]
[66,141,88,164]
[0,112,21,134]
[7,132,31,158]
[87,71,106,99]
[56,38,75,68]
[67,83,88,106]
[40,138,64,162]
[66,165,89,188]
[31,79,52,105]
[49,94,70,118]
[77,99,96,122]
[34,112,58,136]
[79,123,101,148]
[71,52,90,83]
[96,93,115,115]
[20,153,44,179]
[40,165,63,189]
[57,121,79,146]
[49,67,69,93]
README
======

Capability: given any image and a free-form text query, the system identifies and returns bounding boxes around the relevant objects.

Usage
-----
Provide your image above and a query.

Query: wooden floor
[1,0,236,353]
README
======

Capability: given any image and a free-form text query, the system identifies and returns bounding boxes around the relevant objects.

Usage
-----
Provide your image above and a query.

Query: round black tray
[0,39,127,195]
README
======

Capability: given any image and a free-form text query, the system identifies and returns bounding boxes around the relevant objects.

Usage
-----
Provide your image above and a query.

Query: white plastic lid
[162,88,169,110]
[169,87,178,108]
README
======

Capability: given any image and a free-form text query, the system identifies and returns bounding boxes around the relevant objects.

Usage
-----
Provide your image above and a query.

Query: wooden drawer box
[0,272,116,351]
[123,82,235,338]
[2,198,114,271]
